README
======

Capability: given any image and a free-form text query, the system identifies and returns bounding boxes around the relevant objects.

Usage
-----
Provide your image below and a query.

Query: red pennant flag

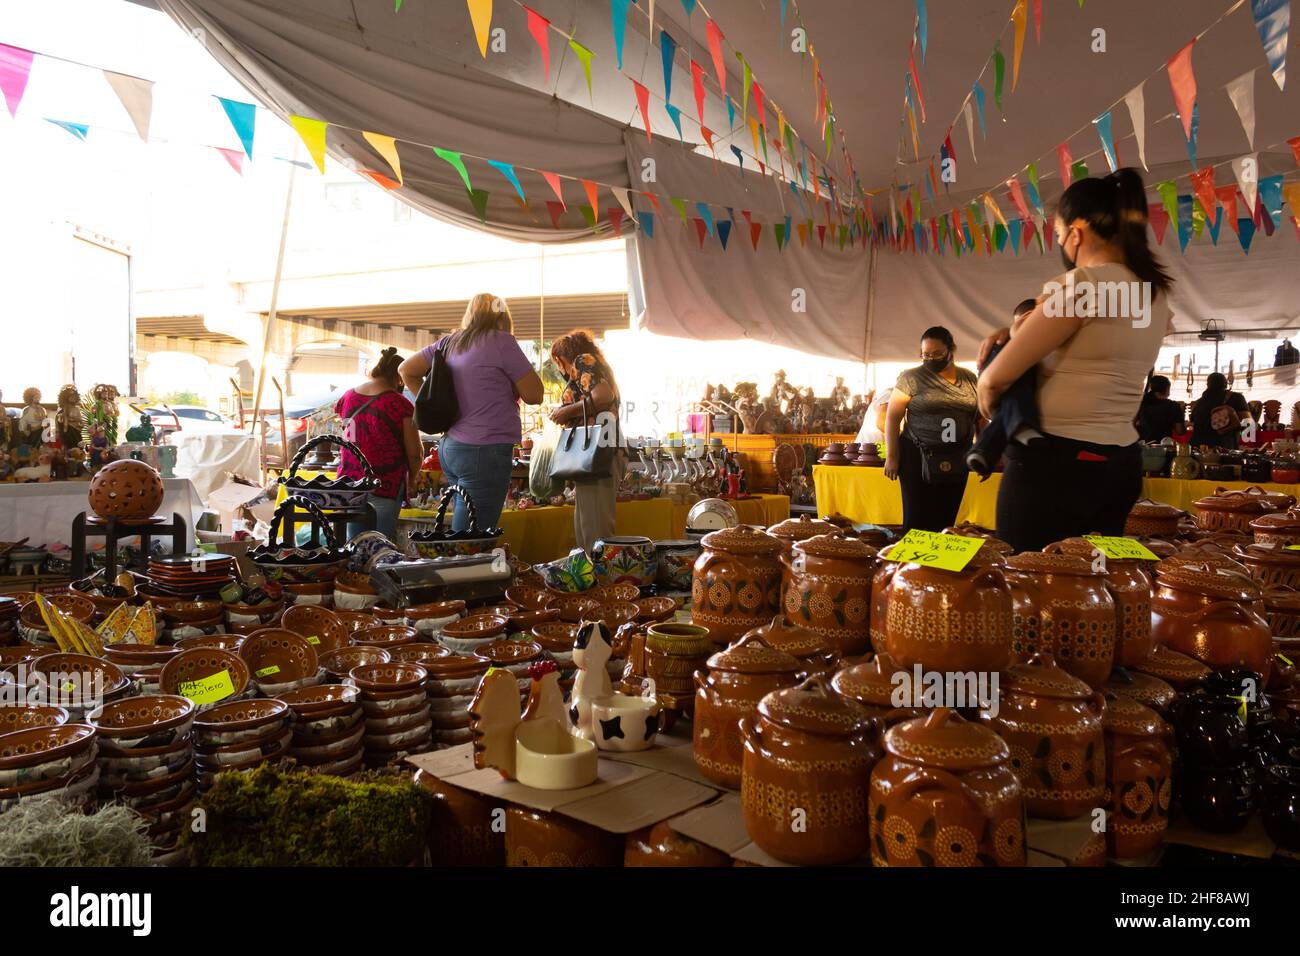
[1190,167,1217,224]
[215,147,245,175]
[817,224,827,247]
[545,200,565,229]
[1216,185,1240,235]
[701,127,716,154]
[1044,221,1054,251]
[931,219,939,251]
[691,60,707,128]
[908,44,926,123]
[1288,135,1300,167]
[1057,142,1073,187]
[944,130,957,169]
[641,191,661,214]
[982,224,992,255]
[525,7,552,80]
[752,82,766,131]
[1167,41,1197,141]
[541,171,566,208]
[581,180,600,219]
[1148,203,1169,245]
[1006,176,1030,220]
[693,218,708,247]
[741,209,753,226]
[750,222,762,250]
[1033,0,1043,43]
[706,20,726,99]
[607,207,625,235]
[1023,217,1037,250]
[631,79,652,141]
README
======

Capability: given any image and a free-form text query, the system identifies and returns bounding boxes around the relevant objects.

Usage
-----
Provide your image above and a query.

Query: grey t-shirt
[895,364,979,448]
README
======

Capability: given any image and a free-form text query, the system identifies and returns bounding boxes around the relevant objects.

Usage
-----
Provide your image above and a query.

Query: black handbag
[909,431,969,485]
[413,337,460,434]
[549,396,619,481]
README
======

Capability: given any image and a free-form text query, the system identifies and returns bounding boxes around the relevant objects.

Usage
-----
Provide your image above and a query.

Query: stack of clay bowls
[530,622,580,673]
[277,684,365,777]
[281,605,352,657]
[320,645,390,682]
[479,640,544,697]
[238,628,322,697]
[350,662,433,766]
[405,600,468,639]
[0,596,20,644]
[23,653,132,721]
[159,648,252,712]
[192,699,292,793]
[424,652,491,747]
[103,643,181,682]
[352,625,420,652]
[0,704,69,734]
[438,615,508,654]
[0,722,99,814]
[332,610,381,639]
[332,571,381,611]
[89,695,196,857]
[160,600,225,642]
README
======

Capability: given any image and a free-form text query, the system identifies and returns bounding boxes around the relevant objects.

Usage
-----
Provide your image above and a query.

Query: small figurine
[830,376,851,413]
[88,425,109,469]
[18,387,46,447]
[468,667,523,778]
[125,413,156,445]
[568,620,614,741]
[56,385,84,449]
[522,660,567,724]
[14,449,54,482]
[64,447,87,478]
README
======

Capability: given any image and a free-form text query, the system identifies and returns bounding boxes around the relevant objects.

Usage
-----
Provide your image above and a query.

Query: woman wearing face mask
[883,326,979,532]
[976,168,1174,552]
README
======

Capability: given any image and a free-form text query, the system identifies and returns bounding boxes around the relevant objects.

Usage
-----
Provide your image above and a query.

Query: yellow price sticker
[304,635,321,645]
[178,670,236,705]
[883,530,984,573]
[1082,535,1159,561]
[255,665,281,679]
[1287,545,1300,552]
[1279,653,1295,667]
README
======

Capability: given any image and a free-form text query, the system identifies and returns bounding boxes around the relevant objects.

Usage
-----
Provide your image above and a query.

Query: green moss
[182,764,431,867]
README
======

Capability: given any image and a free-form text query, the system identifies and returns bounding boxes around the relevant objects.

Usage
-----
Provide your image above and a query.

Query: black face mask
[1059,230,1076,270]
[923,355,950,374]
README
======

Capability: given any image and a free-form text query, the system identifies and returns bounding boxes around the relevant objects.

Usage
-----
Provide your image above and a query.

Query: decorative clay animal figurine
[522,660,567,725]
[568,620,613,741]
[468,667,522,779]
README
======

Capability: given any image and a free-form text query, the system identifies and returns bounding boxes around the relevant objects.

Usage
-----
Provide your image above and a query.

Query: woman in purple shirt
[400,294,544,531]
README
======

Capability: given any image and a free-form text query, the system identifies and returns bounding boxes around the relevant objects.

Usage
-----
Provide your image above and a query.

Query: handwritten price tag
[883,530,984,573]
[1083,535,1159,561]
[179,669,235,705]
[255,665,281,679]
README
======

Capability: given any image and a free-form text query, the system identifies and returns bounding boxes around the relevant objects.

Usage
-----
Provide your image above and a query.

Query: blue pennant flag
[1096,110,1118,171]
[680,0,697,14]
[1008,219,1023,254]
[1186,103,1200,168]
[46,118,88,140]
[611,0,634,70]
[695,202,715,236]
[725,95,736,130]
[730,145,744,170]
[718,219,732,249]
[1250,0,1290,91]
[660,32,678,103]
[1238,216,1256,252]
[1205,204,1223,245]
[972,82,987,137]
[664,102,684,139]
[917,0,928,61]
[641,211,655,238]
[1259,174,1284,227]
[217,97,256,159]
[487,161,525,201]
[1176,194,1194,252]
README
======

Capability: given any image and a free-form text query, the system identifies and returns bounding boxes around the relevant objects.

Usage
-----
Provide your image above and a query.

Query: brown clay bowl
[320,646,391,681]
[333,610,380,635]
[102,644,182,667]
[238,628,320,685]
[192,698,289,734]
[333,570,376,594]
[0,645,52,669]
[161,600,225,625]
[281,605,350,653]
[635,596,677,624]
[507,607,561,632]
[26,654,130,701]
[590,601,639,629]
[388,643,455,666]
[226,620,272,637]
[406,600,467,623]
[530,622,579,653]
[589,584,641,604]
[441,615,508,641]
[223,597,283,624]
[19,595,96,630]
[505,586,558,611]
[348,662,429,692]
[552,596,600,623]
[276,683,361,718]
[0,704,69,734]
[73,589,133,619]
[479,640,543,666]
[173,634,245,653]
[159,648,250,702]
[0,723,97,769]
[351,625,418,649]
[87,695,194,739]
[371,605,407,625]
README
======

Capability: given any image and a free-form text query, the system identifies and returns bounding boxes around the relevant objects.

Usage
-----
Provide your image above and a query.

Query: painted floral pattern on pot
[591,536,657,587]
[781,533,877,658]
[691,526,783,647]
[1102,697,1171,859]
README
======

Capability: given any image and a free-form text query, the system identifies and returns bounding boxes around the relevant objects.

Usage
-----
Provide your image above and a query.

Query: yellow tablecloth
[813,465,1300,530]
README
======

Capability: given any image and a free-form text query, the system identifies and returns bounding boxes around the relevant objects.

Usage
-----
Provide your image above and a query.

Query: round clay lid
[794,533,879,561]
[743,616,829,658]
[1134,645,1212,684]
[1002,653,1093,700]
[941,525,1014,554]
[884,707,1009,770]
[1005,552,1098,576]
[1046,537,1143,564]
[757,675,874,736]
[480,640,542,665]
[1233,542,1300,567]
[830,654,904,708]
[1194,486,1294,513]
[1127,498,1181,519]
[1264,586,1300,612]
[1155,553,1251,579]
[700,525,781,556]
[1105,669,1177,712]
[767,514,840,542]
[1155,563,1261,602]
[706,632,800,675]
[1250,509,1300,531]
[1102,695,1165,737]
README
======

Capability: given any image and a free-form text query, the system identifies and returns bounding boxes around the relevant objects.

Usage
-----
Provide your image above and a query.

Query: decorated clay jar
[881,545,1013,673]
[1193,486,1294,533]
[739,676,881,866]
[414,770,504,866]
[87,459,166,520]
[869,708,1026,867]
[591,535,657,587]
[1004,552,1116,689]
[1249,508,1300,547]
[644,622,715,713]
[781,533,878,658]
[742,615,839,676]
[653,540,700,592]
[1102,696,1172,860]
[830,652,921,724]
[1046,538,1154,667]
[623,822,732,867]
[1105,669,1177,715]
[1132,645,1212,690]
[939,524,1014,555]
[1123,499,1183,538]
[1232,541,1300,591]
[981,654,1106,819]
[693,633,802,788]
[691,526,783,647]
[766,515,841,554]
[505,807,623,867]
[1150,564,1273,682]
[869,559,899,653]
[1262,585,1300,639]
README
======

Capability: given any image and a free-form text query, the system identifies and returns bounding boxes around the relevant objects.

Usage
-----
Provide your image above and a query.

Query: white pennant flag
[611,186,638,223]
[963,100,977,164]
[1232,153,1259,214]
[1123,82,1147,171]
[104,70,153,141]
[1224,70,1256,150]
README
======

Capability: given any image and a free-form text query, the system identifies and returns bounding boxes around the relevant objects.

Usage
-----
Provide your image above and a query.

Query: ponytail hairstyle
[1142,374,1171,406]
[1057,167,1173,295]
[370,347,403,387]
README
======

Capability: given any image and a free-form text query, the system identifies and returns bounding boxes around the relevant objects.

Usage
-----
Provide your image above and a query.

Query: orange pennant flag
[541,171,565,208]
[466,0,493,58]
[581,179,600,218]
[1011,0,1028,91]
[360,169,400,190]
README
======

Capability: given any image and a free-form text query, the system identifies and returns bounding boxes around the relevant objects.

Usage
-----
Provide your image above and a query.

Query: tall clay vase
[1102,696,1172,860]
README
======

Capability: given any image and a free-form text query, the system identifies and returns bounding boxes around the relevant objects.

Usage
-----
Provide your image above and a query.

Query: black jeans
[899,433,968,532]
[997,433,1142,552]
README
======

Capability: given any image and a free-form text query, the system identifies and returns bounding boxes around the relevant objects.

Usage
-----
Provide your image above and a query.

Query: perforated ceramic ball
[87,459,165,520]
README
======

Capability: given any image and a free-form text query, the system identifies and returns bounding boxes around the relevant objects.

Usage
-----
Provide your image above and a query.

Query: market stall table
[813,465,1300,529]
[0,478,204,553]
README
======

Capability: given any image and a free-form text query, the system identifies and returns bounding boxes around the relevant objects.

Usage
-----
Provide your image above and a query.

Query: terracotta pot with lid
[1131,645,1212,690]
[1262,585,1300,638]
[766,514,841,553]
[623,822,732,867]
[1150,564,1273,681]
[1193,486,1294,533]
[741,615,839,676]
[693,633,802,789]
[414,770,504,866]
[869,708,1026,867]
[940,523,1014,555]
[1249,507,1300,547]
[830,652,921,724]
[981,653,1106,819]
[1105,668,1177,714]
[1046,537,1154,667]
[1233,541,1300,591]
[1123,499,1183,538]
[1004,552,1116,689]
[881,544,1014,673]
[691,526,784,647]
[740,676,881,865]
[781,533,878,658]
[1102,696,1172,860]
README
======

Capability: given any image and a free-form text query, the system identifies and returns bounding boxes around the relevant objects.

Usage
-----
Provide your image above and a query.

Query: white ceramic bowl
[513,718,598,790]
[589,693,660,752]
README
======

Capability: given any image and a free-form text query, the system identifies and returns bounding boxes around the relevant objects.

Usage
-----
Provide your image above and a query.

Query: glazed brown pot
[829,652,922,724]
[1249,507,1300,547]
[1102,696,1172,860]
[869,708,1026,867]
[1233,542,1300,591]
[981,654,1106,820]
[740,676,881,866]
[1262,586,1300,638]
[1150,564,1273,682]
[781,533,878,657]
[1131,645,1211,690]
[691,526,783,647]
[940,524,1014,555]
[1105,669,1177,714]
[766,514,841,553]
[623,822,732,867]
[742,615,839,676]
[881,545,1013,673]
[1193,486,1294,533]
[414,770,504,866]
[505,807,623,867]
[1045,538,1155,667]
[693,633,802,788]
[1123,499,1182,538]
[869,560,899,652]
[644,622,715,713]
[1005,552,1116,689]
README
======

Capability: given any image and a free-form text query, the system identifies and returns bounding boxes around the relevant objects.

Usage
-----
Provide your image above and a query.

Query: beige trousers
[574,451,626,555]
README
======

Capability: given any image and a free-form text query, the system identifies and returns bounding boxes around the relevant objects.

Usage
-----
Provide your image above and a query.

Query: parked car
[128,404,242,437]
[261,387,349,466]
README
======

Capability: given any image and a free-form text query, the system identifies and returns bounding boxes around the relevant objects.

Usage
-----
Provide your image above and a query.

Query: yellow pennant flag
[1011,0,1028,91]
[467,0,493,58]
[363,131,403,184]
[748,116,762,162]
[906,104,920,160]
[983,192,1008,228]
[290,115,328,173]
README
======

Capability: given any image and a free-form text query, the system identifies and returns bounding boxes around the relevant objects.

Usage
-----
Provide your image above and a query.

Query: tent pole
[250,146,300,484]
[862,242,879,394]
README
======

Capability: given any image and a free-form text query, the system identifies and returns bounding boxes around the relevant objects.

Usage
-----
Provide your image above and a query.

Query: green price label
[178,669,235,705]
[1083,535,1159,561]
[255,665,281,679]
[304,635,321,645]
[883,530,984,573]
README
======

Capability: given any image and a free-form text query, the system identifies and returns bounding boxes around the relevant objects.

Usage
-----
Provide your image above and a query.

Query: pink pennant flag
[525,7,552,80]
[1167,40,1197,141]
[691,60,707,128]
[631,78,652,141]
[752,82,766,131]
[706,20,726,99]
[1057,142,1073,187]
[215,147,244,175]
[541,171,566,208]
[1005,176,1031,220]
[0,43,35,118]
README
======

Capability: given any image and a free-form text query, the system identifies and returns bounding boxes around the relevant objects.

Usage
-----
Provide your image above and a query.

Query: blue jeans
[437,438,515,531]
[347,490,402,542]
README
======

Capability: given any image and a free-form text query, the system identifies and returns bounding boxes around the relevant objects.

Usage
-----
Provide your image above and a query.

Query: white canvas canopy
[153,0,1300,359]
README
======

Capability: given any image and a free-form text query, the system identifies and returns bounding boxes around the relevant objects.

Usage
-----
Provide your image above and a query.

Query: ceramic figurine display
[124,413,156,445]
[469,668,523,777]
[521,660,567,725]
[18,387,46,448]
[55,385,84,449]
[568,621,614,741]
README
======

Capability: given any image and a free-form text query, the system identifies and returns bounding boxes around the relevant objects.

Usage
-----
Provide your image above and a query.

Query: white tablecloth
[0,478,204,552]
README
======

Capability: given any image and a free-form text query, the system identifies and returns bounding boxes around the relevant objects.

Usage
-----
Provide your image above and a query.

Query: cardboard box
[206,480,276,533]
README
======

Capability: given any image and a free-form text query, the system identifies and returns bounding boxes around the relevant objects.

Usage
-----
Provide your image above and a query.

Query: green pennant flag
[774,223,786,249]
[579,205,597,227]
[394,0,402,9]
[433,147,472,193]
[1070,160,1088,181]
[1155,181,1179,229]
[993,45,1006,110]
[1191,199,1206,240]
[825,115,834,156]
[838,225,847,249]
[994,222,1008,251]
[468,188,490,224]
[970,201,984,226]
[670,196,689,225]
[737,53,753,121]
[569,39,595,102]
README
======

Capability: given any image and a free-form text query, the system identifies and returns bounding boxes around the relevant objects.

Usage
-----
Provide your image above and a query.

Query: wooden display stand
[69,512,189,579]
[711,432,857,493]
